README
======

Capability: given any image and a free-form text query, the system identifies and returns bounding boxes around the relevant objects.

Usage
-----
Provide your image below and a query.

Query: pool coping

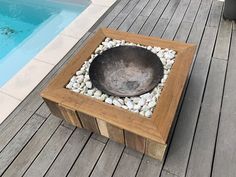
[0,0,118,123]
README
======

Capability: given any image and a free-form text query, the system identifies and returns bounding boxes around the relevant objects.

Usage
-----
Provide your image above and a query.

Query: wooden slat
[67,133,107,177]
[162,0,192,40]
[206,1,223,27]
[35,102,51,118]
[109,0,140,29]
[113,148,143,177]
[0,115,45,176]
[125,131,146,153]
[136,155,163,177]
[162,25,218,177]
[213,17,232,60]
[45,128,91,177]
[77,112,100,134]
[185,58,227,177]
[139,0,170,35]
[211,30,236,177]
[90,140,124,177]
[118,0,150,31]
[2,115,62,177]
[145,139,167,160]
[59,105,82,127]
[43,98,64,119]
[23,125,74,177]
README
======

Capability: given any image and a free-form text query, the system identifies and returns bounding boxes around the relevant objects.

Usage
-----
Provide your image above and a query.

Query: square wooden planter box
[41,28,196,160]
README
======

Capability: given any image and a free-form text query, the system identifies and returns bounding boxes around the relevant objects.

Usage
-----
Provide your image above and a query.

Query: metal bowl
[89,46,164,97]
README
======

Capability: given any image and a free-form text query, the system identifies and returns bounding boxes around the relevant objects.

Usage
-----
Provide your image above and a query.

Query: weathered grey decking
[1,0,236,176]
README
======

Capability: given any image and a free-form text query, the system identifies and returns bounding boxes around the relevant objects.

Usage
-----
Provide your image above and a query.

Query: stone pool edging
[0,0,118,123]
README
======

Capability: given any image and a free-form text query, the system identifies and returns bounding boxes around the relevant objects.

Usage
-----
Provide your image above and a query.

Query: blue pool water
[0,0,90,86]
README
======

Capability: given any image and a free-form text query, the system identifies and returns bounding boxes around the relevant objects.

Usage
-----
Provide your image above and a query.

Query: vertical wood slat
[59,105,82,128]
[43,98,63,119]
[97,119,124,144]
[77,112,100,134]
[145,139,167,160]
[125,131,146,153]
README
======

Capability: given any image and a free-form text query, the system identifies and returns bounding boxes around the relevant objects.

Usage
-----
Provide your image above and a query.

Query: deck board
[0,0,235,176]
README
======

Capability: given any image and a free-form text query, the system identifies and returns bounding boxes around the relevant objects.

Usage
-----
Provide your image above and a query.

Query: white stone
[94,90,102,97]
[147,46,152,50]
[138,98,146,106]
[117,98,124,105]
[121,105,128,109]
[70,76,77,82]
[133,104,141,111]
[148,101,156,108]
[66,83,73,89]
[87,89,95,96]
[113,99,122,107]
[105,97,113,104]
[85,81,92,89]
[76,70,84,75]
[132,97,140,104]
[125,100,134,110]
[145,110,152,117]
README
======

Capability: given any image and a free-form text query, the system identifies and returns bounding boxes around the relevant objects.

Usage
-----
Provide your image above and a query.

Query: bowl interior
[89,46,164,97]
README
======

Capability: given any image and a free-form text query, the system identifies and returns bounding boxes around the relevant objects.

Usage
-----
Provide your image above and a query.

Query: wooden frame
[41,28,196,160]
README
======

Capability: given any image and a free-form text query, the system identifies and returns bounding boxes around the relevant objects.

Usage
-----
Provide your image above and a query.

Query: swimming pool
[0,0,90,86]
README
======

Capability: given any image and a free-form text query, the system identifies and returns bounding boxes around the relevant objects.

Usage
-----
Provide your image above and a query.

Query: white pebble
[133,104,141,111]
[145,110,152,117]
[148,101,156,108]
[94,90,102,97]
[105,98,113,104]
[125,100,134,110]
[85,81,92,89]
[66,82,73,89]
[87,89,95,96]
[113,99,122,107]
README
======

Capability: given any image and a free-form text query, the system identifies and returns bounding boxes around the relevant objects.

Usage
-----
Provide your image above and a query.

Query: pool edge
[0,0,118,123]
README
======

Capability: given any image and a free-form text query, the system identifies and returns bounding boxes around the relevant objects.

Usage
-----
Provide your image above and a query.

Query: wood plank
[0,95,44,151]
[0,114,45,176]
[188,0,214,44]
[185,58,227,177]
[175,21,192,42]
[118,0,150,31]
[43,98,64,119]
[125,131,146,153]
[91,0,130,32]
[151,18,169,37]
[211,30,236,177]
[2,115,62,177]
[109,0,140,29]
[162,26,218,177]
[213,18,232,60]
[77,112,100,134]
[162,0,192,40]
[35,102,51,118]
[136,155,164,177]
[145,139,167,160]
[90,140,124,177]
[206,1,223,27]
[67,133,107,177]
[161,170,178,177]
[161,0,181,20]
[97,119,124,144]
[45,128,91,177]
[23,125,74,177]
[113,148,143,177]
[59,105,82,127]
[182,0,202,23]
[139,0,170,35]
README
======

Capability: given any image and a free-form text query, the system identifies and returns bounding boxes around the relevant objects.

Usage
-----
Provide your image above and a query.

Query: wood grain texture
[211,30,236,177]
[2,115,62,177]
[59,105,82,128]
[146,139,167,160]
[45,128,91,177]
[77,112,100,134]
[23,125,73,177]
[125,131,146,153]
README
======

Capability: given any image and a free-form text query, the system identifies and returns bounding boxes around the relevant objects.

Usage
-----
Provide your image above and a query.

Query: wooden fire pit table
[41,28,196,160]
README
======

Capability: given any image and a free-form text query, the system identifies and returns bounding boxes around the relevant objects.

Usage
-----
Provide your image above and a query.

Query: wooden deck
[1,0,235,176]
